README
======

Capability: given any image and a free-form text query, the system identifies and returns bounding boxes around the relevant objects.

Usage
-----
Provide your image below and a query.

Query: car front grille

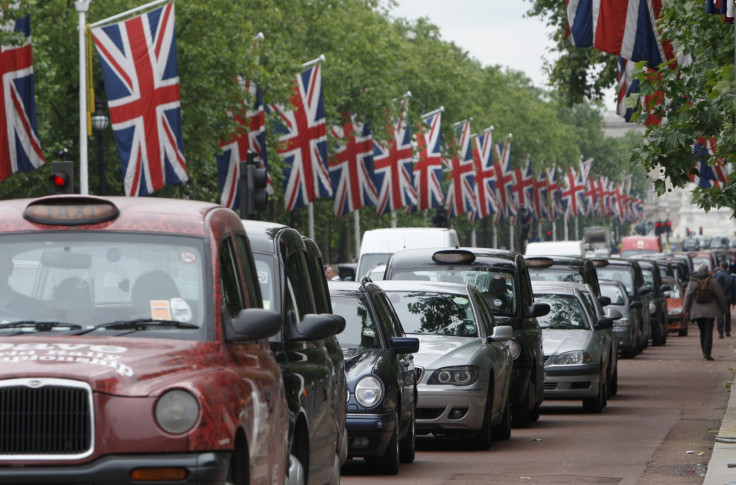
[0,378,94,459]
[414,367,425,384]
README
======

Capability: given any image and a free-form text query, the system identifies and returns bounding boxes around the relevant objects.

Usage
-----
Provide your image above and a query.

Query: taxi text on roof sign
[23,197,119,226]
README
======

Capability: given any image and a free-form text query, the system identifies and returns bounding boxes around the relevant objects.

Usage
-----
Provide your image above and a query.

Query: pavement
[705,347,736,485]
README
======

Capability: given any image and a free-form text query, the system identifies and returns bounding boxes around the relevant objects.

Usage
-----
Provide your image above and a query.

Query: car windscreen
[330,294,381,349]
[533,293,592,330]
[384,290,478,337]
[389,267,516,315]
[0,232,207,339]
[357,253,390,279]
[599,284,626,305]
[595,267,634,294]
[528,267,584,284]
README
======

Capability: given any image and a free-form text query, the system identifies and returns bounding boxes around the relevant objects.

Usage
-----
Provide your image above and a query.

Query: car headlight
[427,366,480,386]
[155,389,200,434]
[355,376,384,408]
[508,339,521,360]
[668,306,683,316]
[553,351,592,365]
[614,317,631,327]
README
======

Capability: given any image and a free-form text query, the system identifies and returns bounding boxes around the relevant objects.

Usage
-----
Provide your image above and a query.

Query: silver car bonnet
[411,334,482,369]
[542,329,592,358]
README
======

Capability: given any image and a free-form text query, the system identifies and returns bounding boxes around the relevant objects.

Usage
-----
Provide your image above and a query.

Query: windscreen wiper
[74,319,199,336]
[0,321,83,332]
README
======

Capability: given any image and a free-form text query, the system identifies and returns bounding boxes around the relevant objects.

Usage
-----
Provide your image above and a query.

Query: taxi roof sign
[24,197,119,226]
[431,249,475,264]
[524,257,555,268]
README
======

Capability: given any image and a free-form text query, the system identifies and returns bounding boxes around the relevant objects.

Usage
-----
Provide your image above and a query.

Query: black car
[632,258,670,347]
[593,258,652,353]
[525,256,605,301]
[243,220,345,485]
[329,279,419,474]
[384,247,549,428]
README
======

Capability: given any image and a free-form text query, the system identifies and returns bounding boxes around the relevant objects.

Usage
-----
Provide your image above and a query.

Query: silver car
[376,280,514,450]
[531,281,615,413]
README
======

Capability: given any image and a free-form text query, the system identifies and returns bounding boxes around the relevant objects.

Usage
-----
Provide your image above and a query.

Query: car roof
[241,219,299,252]
[375,279,470,295]
[0,195,225,236]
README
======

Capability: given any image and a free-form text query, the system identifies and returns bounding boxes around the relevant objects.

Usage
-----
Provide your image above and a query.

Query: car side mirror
[526,302,550,318]
[487,325,514,343]
[639,285,652,296]
[606,309,623,320]
[286,313,338,341]
[659,284,671,293]
[228,308,282,342]
[390,336,420,354]
[598,295,611,307]
[595,316,614,330]
[328,313,346,334]
[630,300,643,309]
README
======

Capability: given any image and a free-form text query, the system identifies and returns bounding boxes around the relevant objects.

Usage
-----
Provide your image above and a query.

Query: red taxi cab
[0,195,289,484]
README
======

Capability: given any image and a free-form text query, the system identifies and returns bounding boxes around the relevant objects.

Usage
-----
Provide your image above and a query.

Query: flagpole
[354,211,361,266]
[421,106,445,118]
[300,54,326,70]
[76,0,90,195]
[89,0,169,28]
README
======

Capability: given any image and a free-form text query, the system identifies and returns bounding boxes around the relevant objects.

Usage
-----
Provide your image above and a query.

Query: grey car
[600,279,642,358]
[531,281,615,413]
[376,280,514,449]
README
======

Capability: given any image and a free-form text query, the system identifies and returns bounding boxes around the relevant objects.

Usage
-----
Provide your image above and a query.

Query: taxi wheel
[679,327,688,337]
[399,405,416,463]
[471,393,493,450]
[492,393,511,441]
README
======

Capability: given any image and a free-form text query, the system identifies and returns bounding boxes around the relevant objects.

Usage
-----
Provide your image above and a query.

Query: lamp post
[91,101,109,195]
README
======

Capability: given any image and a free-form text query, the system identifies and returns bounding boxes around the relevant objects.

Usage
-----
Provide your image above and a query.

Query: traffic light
[666,219,672,234]
[239,151,269,219]
[49,160,74,194]
[432,207,448,228]
[654,220,662,236]
[545,230,552,241]
[518,207,531,241]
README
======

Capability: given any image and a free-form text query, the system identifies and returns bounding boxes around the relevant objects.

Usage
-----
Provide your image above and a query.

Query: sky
[388,0,618,112]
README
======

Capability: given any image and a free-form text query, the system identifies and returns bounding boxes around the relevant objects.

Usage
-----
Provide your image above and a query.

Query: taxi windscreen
[0,233,207,339]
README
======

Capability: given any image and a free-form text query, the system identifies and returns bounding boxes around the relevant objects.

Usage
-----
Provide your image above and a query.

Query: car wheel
[582,372,604,413]
[471,391,493,450]
[511,380,532,429]
[373,408,399,475]
[492,392,512,441]
[608,363,618,397]
[399,405,415,463]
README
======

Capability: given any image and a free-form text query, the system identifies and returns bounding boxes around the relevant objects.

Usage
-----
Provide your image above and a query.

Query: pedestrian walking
[713,261,736,337]
[684,263,728,360]
[729,254,736,274]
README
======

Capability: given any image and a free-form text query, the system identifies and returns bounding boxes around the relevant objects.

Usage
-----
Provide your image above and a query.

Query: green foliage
[2,0,639,262]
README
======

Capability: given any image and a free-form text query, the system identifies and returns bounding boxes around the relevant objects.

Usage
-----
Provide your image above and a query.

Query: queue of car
[3,194,713,483]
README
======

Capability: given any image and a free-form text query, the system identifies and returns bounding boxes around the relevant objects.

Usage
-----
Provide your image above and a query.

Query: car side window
[284,250,312,322]
[219,237,244,319]
[234,235,260,308]
[517,258,533,307]
[378,290,407,338]
[473,291,497,334]
[372,291,399,341]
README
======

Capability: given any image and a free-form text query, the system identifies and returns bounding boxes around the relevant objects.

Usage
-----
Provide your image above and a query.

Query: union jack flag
[445,120,476,219]
[217,79,269,211]
[546,165,563,221]
[560,167,586,220]
[692,137,731,188]
[471,130,498,221]
[1,14,44,180]
[373,97,417,215]
[512,154,534,212]
[493,139,516,221]
[531,170,550,221]
[707,0,735,22]
[270,64,331,212]
[328,115,378,217]
[413,109,445,211]
[91,2,187,196]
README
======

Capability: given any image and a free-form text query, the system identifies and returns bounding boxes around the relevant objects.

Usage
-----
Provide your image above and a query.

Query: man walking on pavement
[684,263,728,360]
[713,261,735,338]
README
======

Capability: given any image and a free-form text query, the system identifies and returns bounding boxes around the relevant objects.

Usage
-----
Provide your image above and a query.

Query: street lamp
[91,101,109,195]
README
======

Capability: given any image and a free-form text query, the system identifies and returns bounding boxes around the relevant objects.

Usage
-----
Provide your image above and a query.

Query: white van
[524,240,585,258]
[356,227,459,279]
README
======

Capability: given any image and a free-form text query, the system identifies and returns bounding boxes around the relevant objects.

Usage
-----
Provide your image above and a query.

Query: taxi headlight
[427,366,480,386]
[668,306,683,316]
[614,317,631,327]
[508,339,521,359]
[553,351,592,365]
[355,376,384,408]
[155,389,200,434]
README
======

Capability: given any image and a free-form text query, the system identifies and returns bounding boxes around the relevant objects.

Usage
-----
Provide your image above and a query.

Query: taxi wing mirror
[630,300,643,310]
[606,309,623,320]
[390,336,420,354]
[228,308,281,342]
[286,313,338,342]
[526,302,550,318]
[598,295,611,307]
[595,316,614,330]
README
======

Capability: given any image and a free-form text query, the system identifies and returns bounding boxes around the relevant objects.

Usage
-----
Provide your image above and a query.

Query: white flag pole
[89,0,170,28]
[75,0,90,195]
[300,54,326,70]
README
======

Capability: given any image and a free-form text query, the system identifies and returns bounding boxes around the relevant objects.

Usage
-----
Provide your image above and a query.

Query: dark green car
[384,247,549,428]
